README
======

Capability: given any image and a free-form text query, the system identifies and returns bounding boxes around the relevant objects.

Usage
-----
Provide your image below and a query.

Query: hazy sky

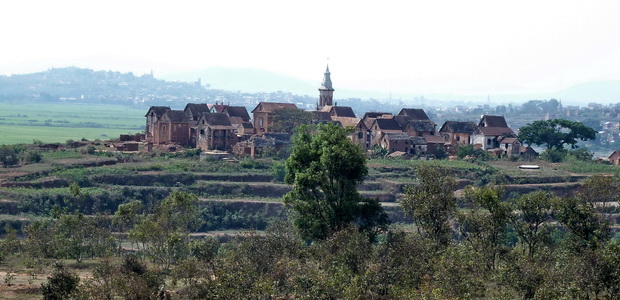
[2,0,620,97]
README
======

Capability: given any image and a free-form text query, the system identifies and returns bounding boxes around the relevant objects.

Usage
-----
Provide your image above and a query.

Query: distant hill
[0,67,211,104]
[2,66,619,106]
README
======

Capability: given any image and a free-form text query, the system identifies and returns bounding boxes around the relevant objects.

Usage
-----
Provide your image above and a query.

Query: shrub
[41,261,80,300]
[271,162,287,182]
[0,145,22,167]
[27,151,43,163]
[540,147,567,163]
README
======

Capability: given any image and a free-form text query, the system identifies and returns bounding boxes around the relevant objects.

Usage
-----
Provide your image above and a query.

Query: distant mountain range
[164,67,620,105]
[1,66,619,106]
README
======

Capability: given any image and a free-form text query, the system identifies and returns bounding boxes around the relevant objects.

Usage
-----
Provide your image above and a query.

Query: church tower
[318,65,334,110]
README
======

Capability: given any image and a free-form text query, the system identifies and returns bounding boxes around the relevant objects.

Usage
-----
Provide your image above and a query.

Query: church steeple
[318,65,334,110]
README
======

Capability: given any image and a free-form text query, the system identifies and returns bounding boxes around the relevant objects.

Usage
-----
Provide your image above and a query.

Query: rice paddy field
[0,102,145,144]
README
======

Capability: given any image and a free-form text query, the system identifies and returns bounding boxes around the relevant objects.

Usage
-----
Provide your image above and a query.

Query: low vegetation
[1,131,620,298]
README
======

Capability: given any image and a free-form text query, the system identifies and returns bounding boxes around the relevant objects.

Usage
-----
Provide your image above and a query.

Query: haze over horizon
[2,0,620,103]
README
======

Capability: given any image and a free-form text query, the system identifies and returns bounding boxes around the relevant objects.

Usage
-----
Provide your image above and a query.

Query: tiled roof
[331,106,356,118]
[406,120,435,132]
[479,115,509,128]
[145,106,170,117]
[476,127,514,136]
[398,108,430,120]
[439,121,477,133]
[201,112,234,128]
[223,106,251,120]
[251,102,298,113]
[332,117,360,128]
[184,103,210,114]
[165,110,188,123]
[374,118,402,131]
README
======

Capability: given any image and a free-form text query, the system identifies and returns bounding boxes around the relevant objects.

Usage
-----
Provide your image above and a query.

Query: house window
[200,129,205,135]
[487,138,492,145]
[162,125,167,132]
[358,132,363,139]
[456,136,460,141]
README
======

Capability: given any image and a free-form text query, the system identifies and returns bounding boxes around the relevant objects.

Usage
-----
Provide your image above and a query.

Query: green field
[0,102,145,144]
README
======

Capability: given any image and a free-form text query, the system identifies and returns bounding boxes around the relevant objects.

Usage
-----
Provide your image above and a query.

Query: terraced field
[1,145,619,237]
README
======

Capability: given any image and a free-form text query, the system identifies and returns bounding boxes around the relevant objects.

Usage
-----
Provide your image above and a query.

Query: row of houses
[144,100,522,158]
[144,66,523,158]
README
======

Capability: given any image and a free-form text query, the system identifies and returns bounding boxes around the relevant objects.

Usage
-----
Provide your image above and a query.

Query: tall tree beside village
[284,123,389,241]
[518,119,596,150]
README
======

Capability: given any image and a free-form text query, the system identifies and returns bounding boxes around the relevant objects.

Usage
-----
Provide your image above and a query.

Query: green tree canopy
[401,165,457,247]
[518,119,596,150]
[284,123,389,241]
[269,107,313,133]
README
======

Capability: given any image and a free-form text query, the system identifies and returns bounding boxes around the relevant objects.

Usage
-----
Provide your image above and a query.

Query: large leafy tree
[269,107,313,133]
[518,119,596,150]
[401,165,457,247]
[284,123,389,241]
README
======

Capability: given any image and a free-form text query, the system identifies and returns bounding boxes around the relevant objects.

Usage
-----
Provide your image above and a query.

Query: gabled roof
[163,110,189,123]
[476,127,514,136]
[145,106,170,117]
[184,103,210,115]
[332,117,361,128]
[331,106,356,118]
[609,150,620,159]
[251,102,298,113]
[199,112,234,129]
[228,116,244,125]
[373,118,402,131]
[439,121,477,134]
[362,112,393,128]
[521,146,539,156]
[498,136,519,144]
[405,120,436,132]
[398,108,430,120]
[479,115,509,128]
[223,106,251,120]
[363,112,392,119]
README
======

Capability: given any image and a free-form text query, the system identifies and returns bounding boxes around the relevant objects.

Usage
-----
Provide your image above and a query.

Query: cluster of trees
[0,144,41,167]
[28,172,620,299]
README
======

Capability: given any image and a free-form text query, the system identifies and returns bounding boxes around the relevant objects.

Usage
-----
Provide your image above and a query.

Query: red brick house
[196,113,237,151]
[439,121,477,153]
[158,110,190,145]
[379,132,427,155]
[145,106,171,144]
[609,150,620,166]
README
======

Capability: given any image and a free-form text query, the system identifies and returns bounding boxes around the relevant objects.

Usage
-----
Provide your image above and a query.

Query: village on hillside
[138,66,532,161]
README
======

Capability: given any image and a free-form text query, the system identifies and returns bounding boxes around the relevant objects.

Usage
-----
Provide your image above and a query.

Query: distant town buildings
[144,66,525,159]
